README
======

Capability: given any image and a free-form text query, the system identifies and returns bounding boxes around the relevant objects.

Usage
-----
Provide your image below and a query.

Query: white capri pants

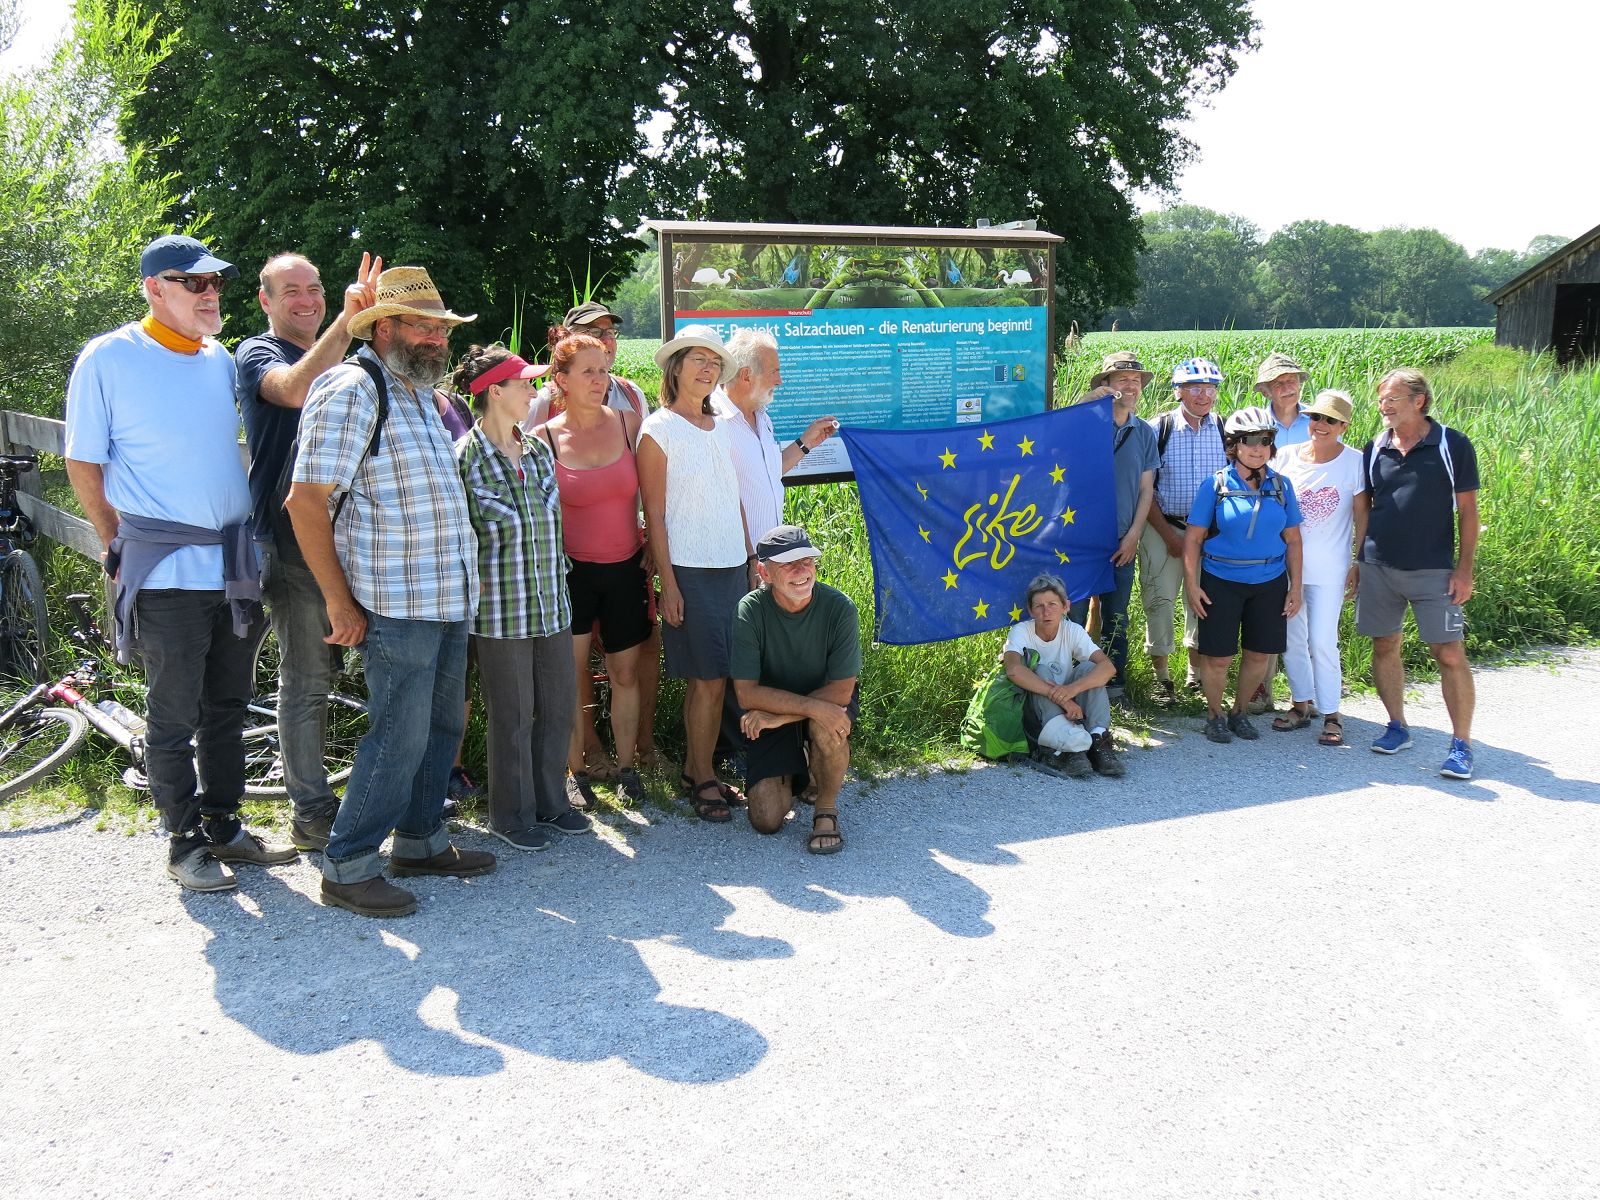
[1283,580,1344,715]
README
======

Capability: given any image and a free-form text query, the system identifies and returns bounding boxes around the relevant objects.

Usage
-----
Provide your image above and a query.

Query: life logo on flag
[841,399,1120,645]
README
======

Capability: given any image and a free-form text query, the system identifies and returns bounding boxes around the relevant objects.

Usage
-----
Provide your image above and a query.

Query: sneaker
[1440,738,1474,780]
[166,846,237,893]
[209,829,300,866]
[1087,731,1125,778]
[1203,714,1233,744]
[1152,679,1177,708]
[1184,675,1203,695]
[486,825,555,852]
[320,876,417,918]
[290,811,336,852]
[1245,682,1271,716]
[1227,713,1260,741]
[615,767,647,805]
[448,766,485,802]
[566,771,599,810]
[389,844,497,878]
[1370,721,1413,755]
[539,808,595,836]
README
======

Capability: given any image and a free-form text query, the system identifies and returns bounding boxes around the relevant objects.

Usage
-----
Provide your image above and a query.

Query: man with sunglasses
[65,234,297,893]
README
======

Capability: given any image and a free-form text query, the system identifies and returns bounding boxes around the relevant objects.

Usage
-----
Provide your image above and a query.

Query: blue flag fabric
[841,401,1118,645]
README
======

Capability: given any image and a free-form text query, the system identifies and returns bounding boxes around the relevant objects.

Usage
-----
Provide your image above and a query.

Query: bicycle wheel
[0,550,49,684]
[0,708,89,801]
[243,626,368,797]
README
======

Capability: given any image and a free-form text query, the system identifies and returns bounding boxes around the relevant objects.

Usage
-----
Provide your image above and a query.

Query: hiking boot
[1087,731,1125,778]
[1227,712,1260,741]
[166,846,237,893]
[448,766,484,802]
[320,876,416,918]
[486,825,555,852]
[209,828,299,866]
[1152,679,1177,708]
[1245,682,1272,716]
[1203,714,1233,744]
[539,808,595,836]
[1370,721,1413,755]
[389,844,497,878]
[1054,750,1094,779]
[615,767,647,806]
[290,810,337,852]
[1439,738,1474,780]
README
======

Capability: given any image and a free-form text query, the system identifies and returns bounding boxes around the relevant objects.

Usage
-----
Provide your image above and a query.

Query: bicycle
[0,452,49,686]
[0,594,367,801]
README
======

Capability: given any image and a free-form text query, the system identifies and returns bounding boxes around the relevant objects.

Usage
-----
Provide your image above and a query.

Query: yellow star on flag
[1055,549,1071,564]
[1058,507,1077,526]
[918,525,931,543]
[1016,435,1035,457]
[1049,464,1065,484]
[1009,605,1023,622]
[916,482,928,500]
[973,599,989,619]
[939,448,957,469]
[941,569,959,590]
[977,430,995,450]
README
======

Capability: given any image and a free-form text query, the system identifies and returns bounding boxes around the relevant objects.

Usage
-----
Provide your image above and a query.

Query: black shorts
[1196,569,1288,658]
[737,685,861,790]
[567,550,651,653]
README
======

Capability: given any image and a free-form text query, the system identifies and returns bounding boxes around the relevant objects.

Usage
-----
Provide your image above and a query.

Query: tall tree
[1256,221,1372,328]
[1365,228,1478,326]
[1113,205,1260,329]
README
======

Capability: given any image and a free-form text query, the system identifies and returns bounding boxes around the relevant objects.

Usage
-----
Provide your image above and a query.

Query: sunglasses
[1309,412,1346,425]
[160,273,227,295]
[1234,433,1276,447]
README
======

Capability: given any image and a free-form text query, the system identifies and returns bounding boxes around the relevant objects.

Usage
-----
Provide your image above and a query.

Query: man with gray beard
[285,267,495,917]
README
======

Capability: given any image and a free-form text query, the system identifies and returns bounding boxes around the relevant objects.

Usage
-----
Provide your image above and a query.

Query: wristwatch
[793,438,810,455]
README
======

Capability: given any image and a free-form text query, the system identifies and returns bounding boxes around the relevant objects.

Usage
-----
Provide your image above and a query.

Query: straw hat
[1089,350,1154,390]
[654,324,732,374]
[1255,351,1307,385]
[348,266,477,341]
[1303,389,1353,424]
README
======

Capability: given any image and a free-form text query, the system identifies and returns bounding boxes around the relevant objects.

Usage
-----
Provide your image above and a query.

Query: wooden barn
[1486,224,1600,364]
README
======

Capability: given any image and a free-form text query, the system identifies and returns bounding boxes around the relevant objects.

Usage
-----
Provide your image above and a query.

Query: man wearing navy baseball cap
[64,234,294,894]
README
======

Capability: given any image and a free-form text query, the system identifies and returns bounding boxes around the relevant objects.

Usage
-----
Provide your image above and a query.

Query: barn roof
[1486,222,1600,305]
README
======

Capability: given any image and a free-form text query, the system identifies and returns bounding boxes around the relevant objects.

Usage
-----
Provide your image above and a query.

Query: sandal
[686,780,733,823]
[680,772,746,808]
[1318,715,1344,747]
[807,810,844,855]
[582,748,618,782]
[1272,704,1312,732]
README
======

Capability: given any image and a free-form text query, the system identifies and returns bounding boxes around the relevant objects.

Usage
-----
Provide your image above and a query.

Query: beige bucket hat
[1089,351,1154,391]
[1303,388,1353,424]
[1255,351,1308,386]
[348,266,477,341]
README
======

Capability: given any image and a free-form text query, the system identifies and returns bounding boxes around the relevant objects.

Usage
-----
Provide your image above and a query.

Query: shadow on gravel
[0,810,95,838]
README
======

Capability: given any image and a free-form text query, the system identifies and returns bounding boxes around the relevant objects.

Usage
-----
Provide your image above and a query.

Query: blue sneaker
[1440,738,1473,780]
[1370,721,1413,754]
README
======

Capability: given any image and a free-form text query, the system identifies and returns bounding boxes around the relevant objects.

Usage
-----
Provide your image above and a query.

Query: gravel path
[3,649,1598,1199]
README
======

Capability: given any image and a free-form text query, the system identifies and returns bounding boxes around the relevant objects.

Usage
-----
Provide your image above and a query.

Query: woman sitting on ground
[451,344,592,850]
[1272,389,1366,746]
[1184,406,1304,744]
[1003,573,1123,779]
[636,325,754,823]
[537,329,651,806]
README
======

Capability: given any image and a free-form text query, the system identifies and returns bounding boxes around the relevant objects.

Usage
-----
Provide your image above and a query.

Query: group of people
[1035,348,1480,781]
[65,237,857,918]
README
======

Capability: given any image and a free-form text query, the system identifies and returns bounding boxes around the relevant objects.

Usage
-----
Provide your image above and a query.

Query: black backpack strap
[330,355,390,522]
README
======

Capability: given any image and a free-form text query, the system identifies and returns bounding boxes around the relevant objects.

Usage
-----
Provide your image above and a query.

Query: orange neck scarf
[141,315,205,355]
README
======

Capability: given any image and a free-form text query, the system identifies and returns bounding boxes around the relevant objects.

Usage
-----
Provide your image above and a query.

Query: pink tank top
[546,422,645,564]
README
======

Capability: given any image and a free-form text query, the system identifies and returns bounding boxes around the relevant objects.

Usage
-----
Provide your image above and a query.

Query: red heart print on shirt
[1298,485,1341,528]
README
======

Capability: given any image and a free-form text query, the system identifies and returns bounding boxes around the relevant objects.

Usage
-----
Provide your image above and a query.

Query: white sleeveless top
[639,407,748,568]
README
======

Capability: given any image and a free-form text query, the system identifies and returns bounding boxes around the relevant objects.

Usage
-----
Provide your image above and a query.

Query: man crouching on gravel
[730,525,859,855]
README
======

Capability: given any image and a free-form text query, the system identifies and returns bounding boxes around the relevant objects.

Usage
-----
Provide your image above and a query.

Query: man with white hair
[711,328,839,543]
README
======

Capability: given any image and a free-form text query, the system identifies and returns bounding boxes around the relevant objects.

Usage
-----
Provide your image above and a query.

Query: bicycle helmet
[1223,406,1277,439]
[1171,357,1223,387]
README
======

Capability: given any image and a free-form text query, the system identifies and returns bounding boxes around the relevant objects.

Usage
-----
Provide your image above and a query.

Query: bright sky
[1148,0,1600,253]
[7,0,1595,255]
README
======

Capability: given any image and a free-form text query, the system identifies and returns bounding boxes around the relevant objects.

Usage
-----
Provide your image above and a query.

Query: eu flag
[841,400,1117,645]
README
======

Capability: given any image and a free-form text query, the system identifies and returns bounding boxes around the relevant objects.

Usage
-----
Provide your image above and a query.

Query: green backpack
[959,649,1038,761]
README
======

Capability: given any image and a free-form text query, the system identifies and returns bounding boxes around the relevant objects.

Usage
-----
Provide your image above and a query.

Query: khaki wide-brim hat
[654,323,732,375]
[348,266,478,341]
[1089,350,1154,391]
[1303,389,1354,424]
[1256,351,1308,385]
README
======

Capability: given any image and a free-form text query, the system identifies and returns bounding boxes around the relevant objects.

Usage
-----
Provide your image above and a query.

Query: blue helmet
[1172,358,1223,387]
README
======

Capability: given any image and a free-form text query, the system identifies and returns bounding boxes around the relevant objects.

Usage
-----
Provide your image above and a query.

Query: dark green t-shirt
[730,582,860,696]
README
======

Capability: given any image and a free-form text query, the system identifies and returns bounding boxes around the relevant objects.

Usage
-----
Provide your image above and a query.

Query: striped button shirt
[294,348,477,621]
[1150,405,1228,520]
[455,424,572,641]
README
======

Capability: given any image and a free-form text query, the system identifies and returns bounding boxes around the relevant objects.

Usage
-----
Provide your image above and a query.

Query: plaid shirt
[456,424,571,640]
[1150,405,1228,520]
[294,347,477,620]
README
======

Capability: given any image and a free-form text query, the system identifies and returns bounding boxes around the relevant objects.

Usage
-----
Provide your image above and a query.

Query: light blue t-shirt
[1273,408,1311,447]
[64,323,249,591]
[1187,464,1303,584]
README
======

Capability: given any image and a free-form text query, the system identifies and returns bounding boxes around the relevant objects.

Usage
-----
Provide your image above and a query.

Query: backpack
[1153,409,1225,492]
[272,355,389,561]
[960,648,1040,761]
[1363,423,1458,511]
[1202,467,1288,565]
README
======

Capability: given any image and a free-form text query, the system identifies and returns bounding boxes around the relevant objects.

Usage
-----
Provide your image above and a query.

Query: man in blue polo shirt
[1353,367,1481,779]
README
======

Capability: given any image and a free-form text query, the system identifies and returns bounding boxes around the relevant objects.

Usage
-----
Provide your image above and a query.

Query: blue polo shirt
[1188,464,1303,584]
[235,332,306,542]
[1360,420,1479,571]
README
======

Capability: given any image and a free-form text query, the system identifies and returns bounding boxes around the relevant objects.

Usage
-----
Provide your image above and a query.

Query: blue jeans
[322,613,467,884]
[1069,559,1136,688]
[261,544,338,821]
